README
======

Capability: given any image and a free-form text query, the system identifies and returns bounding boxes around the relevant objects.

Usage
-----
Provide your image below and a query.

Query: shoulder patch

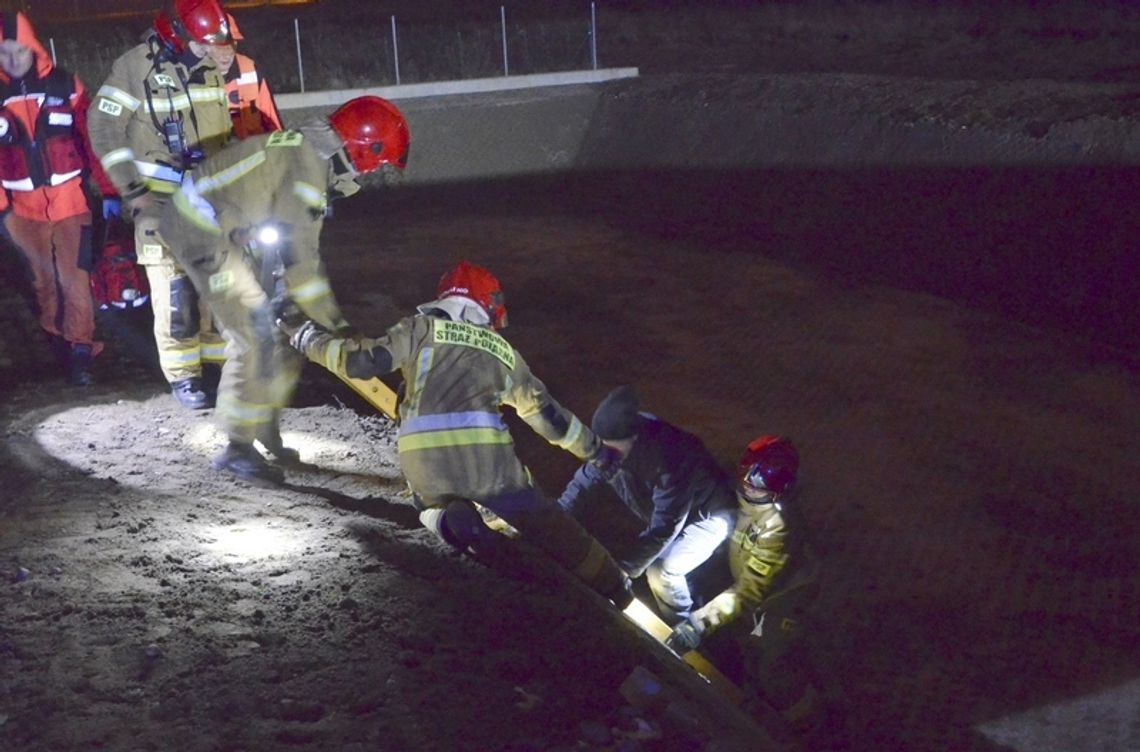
[266,131,304,148]
[97,99,123,117]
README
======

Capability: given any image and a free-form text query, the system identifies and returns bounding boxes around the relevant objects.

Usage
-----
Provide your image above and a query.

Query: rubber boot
[171,377,210,410]
[211,441,285,485]
[68,344,94,387]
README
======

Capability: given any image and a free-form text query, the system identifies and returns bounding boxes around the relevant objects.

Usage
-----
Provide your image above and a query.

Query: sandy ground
[3,5,1140,752]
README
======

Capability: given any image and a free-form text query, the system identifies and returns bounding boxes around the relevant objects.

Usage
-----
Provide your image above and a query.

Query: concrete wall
[277,69,1140,184]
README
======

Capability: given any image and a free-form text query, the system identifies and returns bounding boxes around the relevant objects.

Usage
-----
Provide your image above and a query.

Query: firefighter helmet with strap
[437,260,508,330]
[328,96,410,174]
[739,435,799,502]
[154,0,231,57]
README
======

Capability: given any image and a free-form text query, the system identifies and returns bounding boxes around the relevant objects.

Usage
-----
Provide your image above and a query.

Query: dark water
[376,166,1139,365]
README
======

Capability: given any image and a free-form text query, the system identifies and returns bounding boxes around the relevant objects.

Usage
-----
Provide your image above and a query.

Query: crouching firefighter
[158,95,410,484]
[665,435,824,728]
[282,260,635,609]
[86,0,235,408]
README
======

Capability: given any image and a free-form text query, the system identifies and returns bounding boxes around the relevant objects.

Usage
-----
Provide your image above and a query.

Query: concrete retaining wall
[277,69,1140,184]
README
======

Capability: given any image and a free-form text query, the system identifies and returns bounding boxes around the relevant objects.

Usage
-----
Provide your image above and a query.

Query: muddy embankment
[286,72,1140,360]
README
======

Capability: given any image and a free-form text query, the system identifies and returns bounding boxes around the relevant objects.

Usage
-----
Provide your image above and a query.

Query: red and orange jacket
[0,12,114,222]
[225,53,282,139]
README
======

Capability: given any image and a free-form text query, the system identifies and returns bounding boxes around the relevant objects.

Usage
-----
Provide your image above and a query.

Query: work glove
[102,197,121,219]
[588,444,622,480]
[664,618,704,654]
[283,319,328,354]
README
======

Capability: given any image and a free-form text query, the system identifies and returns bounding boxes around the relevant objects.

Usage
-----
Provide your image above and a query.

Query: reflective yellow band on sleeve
[100,147,135,171]
[322,338,345,374]
[551,414,585,450]
[195,151,267,194]
[96,85,140,111]
[291,277,332,304]
[292,181,325,210]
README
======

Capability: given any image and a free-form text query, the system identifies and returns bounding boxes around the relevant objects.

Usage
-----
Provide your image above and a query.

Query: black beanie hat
[592,385,641,440]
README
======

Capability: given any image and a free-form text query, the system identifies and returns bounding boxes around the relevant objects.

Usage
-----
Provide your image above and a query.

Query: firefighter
[557,385,737,623]
[0,12,117,385]
[219,13,282,139]
[87,0,234,409]
[664,435,823,726]
[283,260,635,609]
[157,95,409,484]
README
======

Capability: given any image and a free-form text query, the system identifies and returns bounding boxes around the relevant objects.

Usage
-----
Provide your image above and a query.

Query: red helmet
[738,435,799,502]
[154,0,231,56]
[437,260,508,330]
[328,96,410,174]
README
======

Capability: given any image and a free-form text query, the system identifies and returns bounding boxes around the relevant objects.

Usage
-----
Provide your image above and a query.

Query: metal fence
[33,3,609,94]
[0,0,318,19]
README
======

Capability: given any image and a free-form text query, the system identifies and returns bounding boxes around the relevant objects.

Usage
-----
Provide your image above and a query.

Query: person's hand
[285,319,327,353]
[664,618,703,654]
[102,197,121,219]
[589,444,621,479]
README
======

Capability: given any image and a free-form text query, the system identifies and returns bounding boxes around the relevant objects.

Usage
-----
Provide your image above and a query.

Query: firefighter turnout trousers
[138,209,225,383]
[158,210,302,445]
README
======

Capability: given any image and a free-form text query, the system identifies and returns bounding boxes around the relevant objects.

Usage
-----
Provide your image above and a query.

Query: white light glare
[201,522,305,560]
[256,225,281,246]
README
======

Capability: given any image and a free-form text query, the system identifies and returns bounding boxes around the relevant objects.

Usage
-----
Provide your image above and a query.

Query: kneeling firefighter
[158,95,410,484]
[665,435,824,726]
[283,260,634,608]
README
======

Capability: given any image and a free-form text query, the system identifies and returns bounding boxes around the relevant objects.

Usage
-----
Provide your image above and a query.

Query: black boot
[68,344,94,386]
[201,362,223,402]
[258,430,301,465]
[211,441,285,485]
[171,377,210,410]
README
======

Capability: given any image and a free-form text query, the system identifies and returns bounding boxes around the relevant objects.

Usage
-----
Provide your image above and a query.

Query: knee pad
[169,275,201,339]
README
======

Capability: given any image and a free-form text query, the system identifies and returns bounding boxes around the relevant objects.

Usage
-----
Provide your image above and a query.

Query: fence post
[500,5,509,76]
[293,18,305,93]
[391,15,400,85]
[590,2,598,70]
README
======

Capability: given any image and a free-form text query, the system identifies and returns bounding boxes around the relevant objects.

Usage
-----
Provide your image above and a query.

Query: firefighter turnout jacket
[688,492,817,638]
[87,33,230,212]
[163,129,348,332]
[300,312,599,500]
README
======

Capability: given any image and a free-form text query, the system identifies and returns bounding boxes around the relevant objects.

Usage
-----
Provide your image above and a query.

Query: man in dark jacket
[557,385,736,623]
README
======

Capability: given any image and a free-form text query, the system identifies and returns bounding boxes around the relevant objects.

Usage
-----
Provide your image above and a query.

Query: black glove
[664,619,703,654]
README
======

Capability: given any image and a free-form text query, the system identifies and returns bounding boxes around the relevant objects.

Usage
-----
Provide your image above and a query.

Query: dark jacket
[557,413,735,577]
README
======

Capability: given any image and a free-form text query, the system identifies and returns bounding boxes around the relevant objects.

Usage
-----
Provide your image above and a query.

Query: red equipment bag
[91,215,149,310]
